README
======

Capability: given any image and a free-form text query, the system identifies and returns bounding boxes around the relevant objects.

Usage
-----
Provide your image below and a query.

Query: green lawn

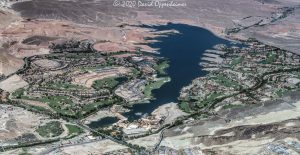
[19,148,31,155]
[294,72,300,79]
[66,124,84,137]
[266,52,277,64]
[12,91,120,118]
[43,82,87,90]
[12,83,123,118]
[12,93,77,116]
[275,89,289,97]
[179,94,227,112]
[260,52,277,64]
[36,121,64,138]
[144,77,171,98]
[131,68,141,78]
[223,103,244,109]
[80,97,121,116]
[230,56,244,67]
[211,75,240,88]
[19,153,31,155]
[92,77,126,90]
[198,92,224,107]
[79,64,106,71]
[154,60,170,75]
[179,102,192,113]
[37,96,76,116]
[27,105,52,115]
[11,88,26,99]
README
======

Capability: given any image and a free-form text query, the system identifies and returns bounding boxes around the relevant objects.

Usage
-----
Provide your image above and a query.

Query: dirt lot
[151,102,188,125]
[72,67,131,88]
[48,139,128,155]
[0,49,24,76]
[0,104,46,141]
[0,74,28,92]
[15,99,54,112]
[33,59,61,69]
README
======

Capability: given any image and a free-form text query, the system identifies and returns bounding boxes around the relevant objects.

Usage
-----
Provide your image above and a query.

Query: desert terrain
[6,0,300,54]
[0,0,299,154]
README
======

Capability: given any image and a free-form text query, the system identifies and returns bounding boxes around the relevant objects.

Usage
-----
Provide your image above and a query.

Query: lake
[88,23,232,127]
[124,23,231,119]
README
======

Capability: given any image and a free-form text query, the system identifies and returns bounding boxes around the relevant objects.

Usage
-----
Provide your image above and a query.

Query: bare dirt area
[32,59,61,69]
[0,49,24,76]
[0,18,158,58]
[15,99,54,112]
[0,6,20,30]
[151,102,188,125]
[115,79,147,102]
[237,5,300,54]
[0,104,46,143]
[47,139,128,155]
[72,67,131,88]
[0,74,28,92]
[9,0,300,53]
[150,92,300,154]
[92,42,137,54]
[128,132,162,149]
[10,21,155,56]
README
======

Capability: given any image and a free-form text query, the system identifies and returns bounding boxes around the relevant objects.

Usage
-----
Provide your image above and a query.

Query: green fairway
[66,124,84,137]
[80,97,121,116]
[144,77,171,98]
[179,102,192,113]
[92,77,126,90]
[36,121,64,138]
[154,60,170,75]
[38,96,76,116]
[223,103,244,109]
[43,82,87,90]
[211,75,240,88]
[198,92,224,107]
[230,56,244,67]
[266,52,277,64]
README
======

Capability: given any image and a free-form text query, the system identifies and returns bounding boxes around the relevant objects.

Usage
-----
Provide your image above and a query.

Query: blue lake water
[88,23,232,127]
[124,23,231,120]
[88,117,119,128]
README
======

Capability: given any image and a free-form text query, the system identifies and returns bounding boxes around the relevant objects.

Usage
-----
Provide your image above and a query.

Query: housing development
[0,0,300,155]
[180,39,300,113]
